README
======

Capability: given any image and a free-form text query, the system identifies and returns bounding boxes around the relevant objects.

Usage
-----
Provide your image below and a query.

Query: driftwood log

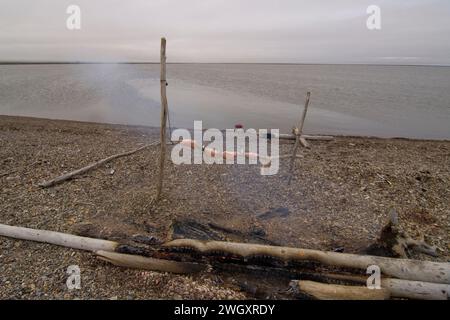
[290,280,391,300]
[2,223,449,284]
[323,273,449,300]
[38,141,159,188]
[1,223,450,300]
[367,209,438,258]
[0,223,119,252]
[164,239,450,284]
[96,250,205,274]
[0,223,206,275]
[381,278,449,300]
[290,277,450,300]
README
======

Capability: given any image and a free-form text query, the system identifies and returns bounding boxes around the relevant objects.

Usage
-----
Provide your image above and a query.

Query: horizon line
[0,61,449,67]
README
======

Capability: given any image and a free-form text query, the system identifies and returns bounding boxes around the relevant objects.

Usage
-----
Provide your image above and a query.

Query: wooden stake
[288,91,311,184]
[154,37,169,203]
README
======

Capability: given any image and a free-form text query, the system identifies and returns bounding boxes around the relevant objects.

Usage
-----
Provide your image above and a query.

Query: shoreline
[1,114,448,142]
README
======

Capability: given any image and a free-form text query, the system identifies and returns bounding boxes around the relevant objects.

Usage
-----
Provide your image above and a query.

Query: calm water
[0,63,449,139]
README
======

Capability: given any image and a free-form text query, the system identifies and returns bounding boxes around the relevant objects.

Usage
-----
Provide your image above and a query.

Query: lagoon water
[0,63,449,139]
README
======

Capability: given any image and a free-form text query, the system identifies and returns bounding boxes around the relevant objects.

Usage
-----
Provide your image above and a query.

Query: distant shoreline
[1,61,449,67]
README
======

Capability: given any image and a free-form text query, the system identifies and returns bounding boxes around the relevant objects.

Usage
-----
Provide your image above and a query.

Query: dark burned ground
[0,115,449,299]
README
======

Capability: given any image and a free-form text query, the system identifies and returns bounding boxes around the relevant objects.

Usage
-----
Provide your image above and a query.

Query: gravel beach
[0,115,449,299]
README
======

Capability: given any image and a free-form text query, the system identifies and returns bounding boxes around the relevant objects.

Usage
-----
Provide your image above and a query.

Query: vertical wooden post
[154,37,168,202]
[288,91,311,185]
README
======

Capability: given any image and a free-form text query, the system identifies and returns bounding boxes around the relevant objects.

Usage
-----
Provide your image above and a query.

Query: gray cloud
[0,0,449,64]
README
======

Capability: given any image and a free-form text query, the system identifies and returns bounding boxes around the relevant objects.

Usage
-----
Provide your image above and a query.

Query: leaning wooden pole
[154,37,169,203]
[297,91,311,134]
[288,91,311,184]
[39,141,159,188]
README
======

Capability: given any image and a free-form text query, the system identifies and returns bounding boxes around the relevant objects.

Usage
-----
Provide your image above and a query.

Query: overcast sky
[1,0,449,64]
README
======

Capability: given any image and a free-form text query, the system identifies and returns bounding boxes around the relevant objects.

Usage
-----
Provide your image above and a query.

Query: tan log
[383,278,449,300]
[3,222,449,296]
[324,273,449,300]
[96,250,205,274]
[291,280,390,300]
[0,223,118,252]
[0,224,205,275]
[164,239,450,284]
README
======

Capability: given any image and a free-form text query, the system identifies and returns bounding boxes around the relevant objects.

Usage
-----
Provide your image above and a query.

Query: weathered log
[38,141,159,188]
[275,134,334,141]
[0,224,205,275]
[0,223,118,252]
[3,222,449,299]
[164,239,450,284]
[290,280,390,300]
[324,273,449,300]
[383,278,449,300]
[96,250,205,274]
